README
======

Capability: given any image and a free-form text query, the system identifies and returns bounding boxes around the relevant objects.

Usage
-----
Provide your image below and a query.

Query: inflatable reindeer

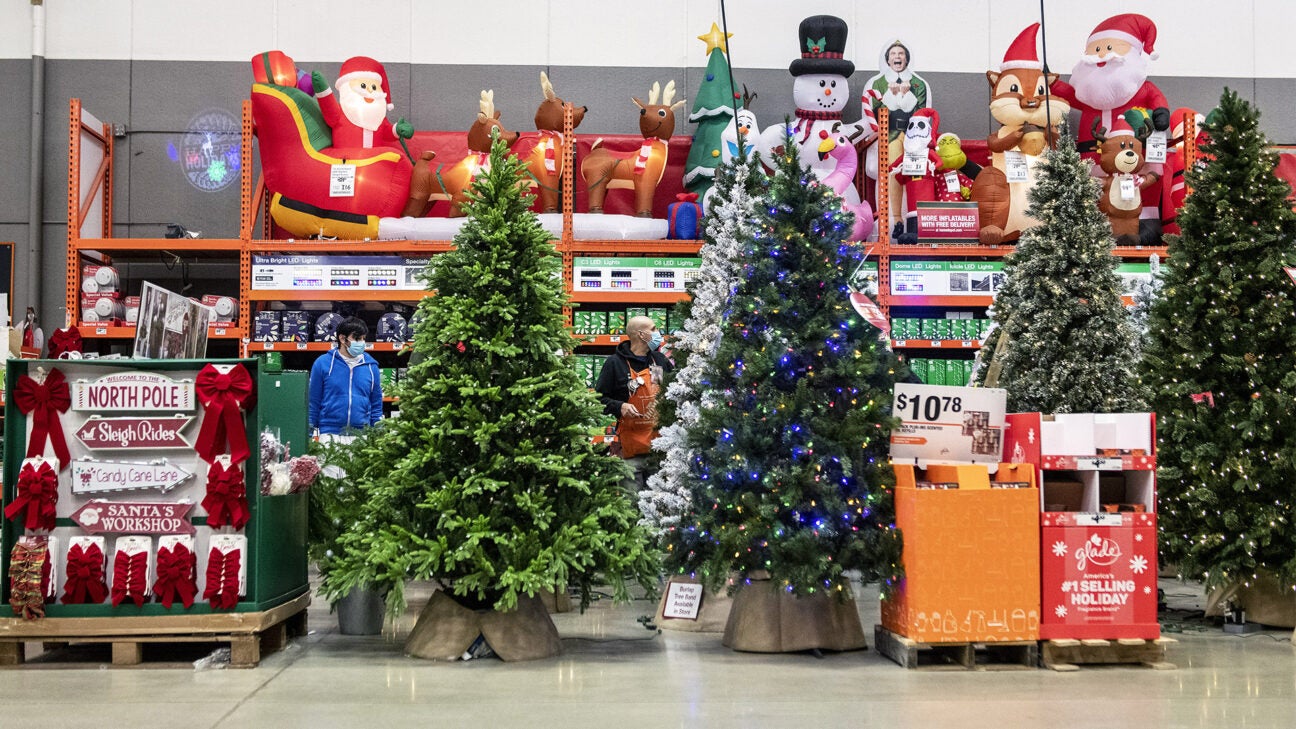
[403,90,518,218]
[582,81,685,217]
[1094,115,1159,246]
[525,72,585,213]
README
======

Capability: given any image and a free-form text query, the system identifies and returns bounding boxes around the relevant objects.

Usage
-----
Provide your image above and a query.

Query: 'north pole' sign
[75,415,194,450]
[71,458,194,495]
[70,500,195,535]
[71,372,195,412]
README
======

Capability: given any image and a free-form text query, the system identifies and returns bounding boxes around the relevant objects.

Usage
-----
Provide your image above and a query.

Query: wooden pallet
[1041,637,1177,671]
[874,625,1038,670]
[0,593,310,669]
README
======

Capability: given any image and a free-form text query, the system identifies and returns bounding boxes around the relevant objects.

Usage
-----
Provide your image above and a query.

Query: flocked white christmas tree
[1127,253,1163,356]
[640,157,762,531]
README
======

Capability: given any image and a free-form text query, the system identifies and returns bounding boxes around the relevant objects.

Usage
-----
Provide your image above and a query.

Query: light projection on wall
[167,109,241,192]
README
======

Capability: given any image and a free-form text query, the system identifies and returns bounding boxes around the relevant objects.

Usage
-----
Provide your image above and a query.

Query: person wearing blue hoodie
[308,316,383,437]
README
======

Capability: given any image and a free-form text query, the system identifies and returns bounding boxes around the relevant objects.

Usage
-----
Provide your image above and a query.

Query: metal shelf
[78,325,245,339]
[244,341,410,353]
[243,289,430,302]
[567,240,703,255]
[570,291,689,304]
[891,339,983,350]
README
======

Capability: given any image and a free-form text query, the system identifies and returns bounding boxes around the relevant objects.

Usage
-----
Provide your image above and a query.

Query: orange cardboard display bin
[882,463,1041,643]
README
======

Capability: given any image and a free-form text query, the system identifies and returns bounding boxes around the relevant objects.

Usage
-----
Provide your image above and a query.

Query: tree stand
[721,579,867,653]
[1205,571,1296,629]
[655,576,733,633]
[405,590,561,661]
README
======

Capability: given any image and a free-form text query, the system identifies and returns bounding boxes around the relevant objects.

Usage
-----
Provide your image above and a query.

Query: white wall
[3,0,1293,78]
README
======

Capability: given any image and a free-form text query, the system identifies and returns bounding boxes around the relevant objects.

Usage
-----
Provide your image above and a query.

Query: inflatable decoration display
[864,38,933,222]
[888,108,943,244]
[1094,113,1159,246]
[969,23,1069,245]
[582,81,685,217]
[1160,107,1203,236]
[250,51,412,239]
[1051,13,1170,244]
[527,72,586,214]
[816,124,874,242]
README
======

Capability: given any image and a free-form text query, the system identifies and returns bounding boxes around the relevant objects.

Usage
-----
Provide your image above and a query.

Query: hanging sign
[916,201,980,244]
[70,500,195,535]
[74,415,194,450]
[71,372,195,412]
[849,292,890,335]
[890,383,1007,465]
[1284,267,1296,286]
[71,458,194,495]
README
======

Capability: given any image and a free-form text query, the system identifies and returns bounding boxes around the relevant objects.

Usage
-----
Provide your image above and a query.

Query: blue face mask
[347,341,366,357]
[648,330,663,350]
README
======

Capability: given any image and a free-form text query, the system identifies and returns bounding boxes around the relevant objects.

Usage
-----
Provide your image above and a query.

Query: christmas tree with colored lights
[320,132,657,617]
[662,136,902,602]
[683,23,740,202]
[642,155,764,532]
[972,130,1143,412]
[1142,89,1296,591]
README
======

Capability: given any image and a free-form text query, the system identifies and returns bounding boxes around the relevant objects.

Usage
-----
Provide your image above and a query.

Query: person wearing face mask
[594,315,674,493]
[308,316,384,438]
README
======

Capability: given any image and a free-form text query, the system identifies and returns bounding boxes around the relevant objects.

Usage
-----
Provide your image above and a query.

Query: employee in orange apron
[594,315,673,496]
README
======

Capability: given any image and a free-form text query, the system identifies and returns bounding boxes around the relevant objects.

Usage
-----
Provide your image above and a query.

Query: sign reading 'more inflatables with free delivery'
[890,383,1007,466]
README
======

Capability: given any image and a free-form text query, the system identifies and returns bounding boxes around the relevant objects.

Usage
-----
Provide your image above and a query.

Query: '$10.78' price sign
[889,383,1007,464]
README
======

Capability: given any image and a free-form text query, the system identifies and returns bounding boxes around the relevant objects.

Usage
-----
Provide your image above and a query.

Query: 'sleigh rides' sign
[75,415,194,450]
[71,372,195,412]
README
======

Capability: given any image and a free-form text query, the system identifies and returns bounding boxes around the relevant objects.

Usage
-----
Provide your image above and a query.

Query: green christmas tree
[1141,89,1296,591]
[662,137,902,596]
[973,131,1143,413]
[683,26,739,202]
[320,132,658,613]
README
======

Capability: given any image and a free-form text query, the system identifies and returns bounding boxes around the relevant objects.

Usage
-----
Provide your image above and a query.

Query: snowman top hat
[789,15,855,78]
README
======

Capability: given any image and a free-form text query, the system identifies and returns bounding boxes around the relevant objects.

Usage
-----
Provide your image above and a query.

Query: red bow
[111,550,149,608]
[195,364,255,464]
[61,543,109,605]
[205,547,242,610]
[153,543,198,609]
[202,461,250,530]
[4,460,59,531]
[675,192,700,203]
[1190,391,1215,407]
[47,327,84,359]
[12,369,72,470]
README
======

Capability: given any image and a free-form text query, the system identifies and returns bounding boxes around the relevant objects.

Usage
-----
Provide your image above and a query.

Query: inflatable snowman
[759,15,865,207]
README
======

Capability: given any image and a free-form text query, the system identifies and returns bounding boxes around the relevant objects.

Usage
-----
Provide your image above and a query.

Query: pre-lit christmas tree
[642,155,764,532]
[973,131,1143,413]
[663,136,902,600]
[320,132,657,616]
[683,24,739,202]
[1142,89,1296,591]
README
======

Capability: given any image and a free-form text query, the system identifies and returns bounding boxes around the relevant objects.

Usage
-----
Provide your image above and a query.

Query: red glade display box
[1002,412,1160,640]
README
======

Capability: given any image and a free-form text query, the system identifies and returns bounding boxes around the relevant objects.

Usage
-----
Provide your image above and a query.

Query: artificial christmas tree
[973,129,1143,413]
[662,134,902,652]
[320,131,658,660]
[1142,90,1296,604]
[683,23,739,204]
[1128,252,1164,357]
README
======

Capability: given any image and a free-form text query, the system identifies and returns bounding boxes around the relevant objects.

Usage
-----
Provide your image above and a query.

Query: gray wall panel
[1255,79,1296,144]
[408,65,547,133]
[0,60,32,226]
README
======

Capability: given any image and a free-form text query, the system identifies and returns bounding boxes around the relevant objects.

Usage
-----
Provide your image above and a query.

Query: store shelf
[243,289,430,302]
[568,240,703,255]
[73,237,245,252]
[244,341,410,353]
[570,291,690,304]
[247,240,454,254]
[885,245,1013,258]
[78,324,245,339]
[891,339,982,350]
[1112,246,1169,258]
[887,295,994,307]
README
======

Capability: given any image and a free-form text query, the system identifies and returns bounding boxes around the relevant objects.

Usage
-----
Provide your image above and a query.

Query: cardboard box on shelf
[646,307,668,333]
[920,318,939,340]
[280,311,313,342]
[607,310,627,335]
[936,319,953,341]
[926,360,946,386]
[945,359,965,386]
[253,311,281,342]
[200,295,239,324]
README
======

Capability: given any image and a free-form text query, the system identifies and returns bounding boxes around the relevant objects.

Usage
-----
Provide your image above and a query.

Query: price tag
[263,342,275,350]
[1074,512,1124,527]
[1004,151,1029,183]
[1144,131,1167,163]
[961,340,974,348]
[609,336,622,343]
[901,152,927,176]
[890,383,1007,464]
[214,328,226,336]
[944,171,961,193]
[1119,176,1137,200]
[296,342,308,350]
[893,339,908,347]
[329,164,356,197]
[95,327,107,335]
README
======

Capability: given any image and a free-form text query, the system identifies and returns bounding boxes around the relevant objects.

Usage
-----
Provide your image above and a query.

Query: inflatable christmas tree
[683,23,739,203]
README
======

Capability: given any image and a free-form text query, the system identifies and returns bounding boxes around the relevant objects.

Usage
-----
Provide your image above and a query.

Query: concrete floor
[2,579,1293,729]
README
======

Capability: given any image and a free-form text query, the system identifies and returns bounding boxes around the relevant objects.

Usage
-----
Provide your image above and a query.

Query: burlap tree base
[722,580,867,653]
[405,590,561,661]
[1205,571,1296,628]
[655,576,733,633]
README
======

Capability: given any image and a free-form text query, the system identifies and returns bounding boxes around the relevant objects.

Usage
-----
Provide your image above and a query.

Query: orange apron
[617,363,660,458]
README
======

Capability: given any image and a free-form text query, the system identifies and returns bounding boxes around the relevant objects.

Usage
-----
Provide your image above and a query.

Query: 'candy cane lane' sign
[71,458,194,495]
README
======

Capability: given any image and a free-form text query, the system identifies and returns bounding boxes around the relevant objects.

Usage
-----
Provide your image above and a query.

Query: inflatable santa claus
[1051,14,1170,244]
[311,56,413,150]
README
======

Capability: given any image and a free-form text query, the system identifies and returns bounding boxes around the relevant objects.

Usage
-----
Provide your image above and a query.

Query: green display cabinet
[1,358,309,617]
